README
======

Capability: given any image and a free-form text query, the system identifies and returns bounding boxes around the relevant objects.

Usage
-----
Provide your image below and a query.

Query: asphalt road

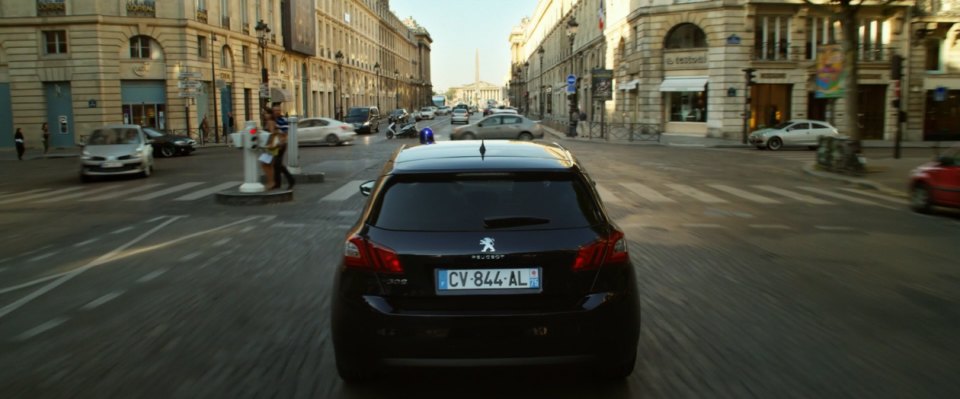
[1,114,959,398]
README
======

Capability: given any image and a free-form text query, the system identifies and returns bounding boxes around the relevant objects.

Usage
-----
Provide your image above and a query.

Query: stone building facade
[511,0,960,143]
[0,0,431,148]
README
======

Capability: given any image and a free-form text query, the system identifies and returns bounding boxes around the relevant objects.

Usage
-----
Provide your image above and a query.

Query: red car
[909,145,960,213]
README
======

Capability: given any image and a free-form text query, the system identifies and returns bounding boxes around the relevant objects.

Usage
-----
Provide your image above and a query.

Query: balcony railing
[126,0,156,18]
[221,16,231,29]
[196,8,208,24]
[37,0,66,16]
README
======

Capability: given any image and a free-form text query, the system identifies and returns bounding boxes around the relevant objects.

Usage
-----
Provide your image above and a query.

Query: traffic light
[891,55,904,80]
[247,126,259,149]
[743,68,757,86]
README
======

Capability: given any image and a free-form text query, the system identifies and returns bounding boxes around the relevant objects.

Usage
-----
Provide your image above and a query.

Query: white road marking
[128,182,204,201]
[28,251,60,262]
[73,238,99,247]
[622,182,676,203]
[14,317,68,341]
[81,291,125,310]
[0,257,10,264]
[199,248,236,269]
[796,186,892,209]
[0,216,260,304]
[0,187,86,205]
[336,224,353,229]
[22,245,53,256]
[145,216,166,223]
[0,216,183,319]
[260,215,277,222]
[37,186,117,203]
[815,226,856,231]
[708,184,782,204]
[240,226,255,233]
[110,226,134,235]
[838,188,906,204]
[0,267,8,273]
[180,252,202,262]
[137,269,167,283]
[594,183,622,204]
[174,182,242,201]
[0,188,53,200]
[271,222,305,228]
[753,185,833,205]
[748,224,792,230]
[213,238,232,247]
[337,210,359,217]
[681,223,725,228]
[81,183,165,201]
[319,180,366,202]
[665,184,728,203]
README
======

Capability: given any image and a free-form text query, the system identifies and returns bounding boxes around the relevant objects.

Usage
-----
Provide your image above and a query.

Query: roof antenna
[479,139,486,161]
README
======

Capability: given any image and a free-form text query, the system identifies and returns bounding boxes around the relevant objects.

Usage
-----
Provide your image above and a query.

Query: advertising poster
[815,44,845,98]
[592,69,613,101]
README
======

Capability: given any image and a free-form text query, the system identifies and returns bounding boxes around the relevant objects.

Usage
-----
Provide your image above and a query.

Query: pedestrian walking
[578,109,588,137]
[199,114,209,142]
[270,106,294,190]
[259,110,277,189]
[41,122,50,154]
[14,128,25,160]
[227,112,236,135]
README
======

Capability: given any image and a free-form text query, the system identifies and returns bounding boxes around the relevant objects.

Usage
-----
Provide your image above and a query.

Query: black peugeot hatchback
[331,140,639,382]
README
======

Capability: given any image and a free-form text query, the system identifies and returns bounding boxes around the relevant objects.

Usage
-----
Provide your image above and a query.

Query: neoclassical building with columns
[511,0,960,142]
[0,0,432,149]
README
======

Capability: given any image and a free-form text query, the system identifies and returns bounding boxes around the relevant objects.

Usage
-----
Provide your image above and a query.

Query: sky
[388,0,540,94]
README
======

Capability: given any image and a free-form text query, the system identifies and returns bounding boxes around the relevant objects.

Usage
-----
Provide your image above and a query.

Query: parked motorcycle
[386,122,418,139]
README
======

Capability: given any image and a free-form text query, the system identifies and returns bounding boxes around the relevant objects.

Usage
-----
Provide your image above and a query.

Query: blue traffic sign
[934,86,947,102]
[567,74,577,93]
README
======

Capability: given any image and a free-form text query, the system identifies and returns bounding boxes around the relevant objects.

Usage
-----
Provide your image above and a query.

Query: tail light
[340,125,352,131]
[572,230,628,272]
[344,236,403,274]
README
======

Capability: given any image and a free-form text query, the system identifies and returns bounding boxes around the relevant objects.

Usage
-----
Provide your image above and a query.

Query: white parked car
[296,117,357,146]
[491,108,519,115]
[419,107,436,120]
[748,119,841,151]
[450,108,470,124]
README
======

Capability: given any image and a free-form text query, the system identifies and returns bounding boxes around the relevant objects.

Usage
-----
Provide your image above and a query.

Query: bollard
[286,116,301,174]
[236,121,266,193]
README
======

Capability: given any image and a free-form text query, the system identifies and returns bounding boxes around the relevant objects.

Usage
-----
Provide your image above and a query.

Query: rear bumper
[332,290,639,365]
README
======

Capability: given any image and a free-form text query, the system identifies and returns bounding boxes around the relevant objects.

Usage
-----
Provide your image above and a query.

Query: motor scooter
[386,122,418,139]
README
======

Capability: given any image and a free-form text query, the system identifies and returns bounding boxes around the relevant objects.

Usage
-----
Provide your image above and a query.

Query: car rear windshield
[347,108,369,117]
[370,173,604,231]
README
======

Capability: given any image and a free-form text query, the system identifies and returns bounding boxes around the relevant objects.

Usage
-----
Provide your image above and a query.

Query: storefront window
[668,90,707,122]
[924,89,960,141]
[664,23,707,49]
[122,104,166,130]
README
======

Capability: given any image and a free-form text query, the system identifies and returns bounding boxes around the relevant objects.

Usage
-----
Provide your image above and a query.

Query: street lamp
[335,50,343,120]
[565,16,579,137]
[524,61,529,114]
[255,20,270,126]
[537,46,545,119]
[374,62,381,111]
[394,70,399,110]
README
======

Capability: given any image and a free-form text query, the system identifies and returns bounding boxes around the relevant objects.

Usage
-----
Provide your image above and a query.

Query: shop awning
[659,76,708,92]
[270,87,293,103]
[618,79,640,91]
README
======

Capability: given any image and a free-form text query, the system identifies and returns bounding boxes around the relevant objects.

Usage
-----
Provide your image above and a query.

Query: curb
[800,162,908,198]
[215,188,294,205]
[292,171,325,183]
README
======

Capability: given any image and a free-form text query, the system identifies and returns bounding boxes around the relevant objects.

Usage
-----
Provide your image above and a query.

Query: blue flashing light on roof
[419,127,435,144]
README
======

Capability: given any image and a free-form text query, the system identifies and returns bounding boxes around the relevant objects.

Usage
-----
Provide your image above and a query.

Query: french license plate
[101,162,123,168]
[437,268,540,294]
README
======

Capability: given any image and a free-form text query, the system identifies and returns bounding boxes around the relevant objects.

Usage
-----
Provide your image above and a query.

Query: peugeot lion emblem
[479,237,496,253]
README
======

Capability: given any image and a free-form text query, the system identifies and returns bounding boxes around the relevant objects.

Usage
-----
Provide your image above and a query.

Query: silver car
[748,119,841,150]
[450,108,470,125]
[450,114,544,141]
[80,125,155,181]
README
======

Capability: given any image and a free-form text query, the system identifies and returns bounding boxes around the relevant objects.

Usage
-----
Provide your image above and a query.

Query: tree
[803,0,900,149]
[444,88,457,101]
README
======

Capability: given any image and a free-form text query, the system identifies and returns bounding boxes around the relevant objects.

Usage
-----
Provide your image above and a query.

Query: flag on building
[598,1,605,30]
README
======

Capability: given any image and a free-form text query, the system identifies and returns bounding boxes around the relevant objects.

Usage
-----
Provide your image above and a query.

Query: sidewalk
[542,123,951,198]
[0,147,80,161]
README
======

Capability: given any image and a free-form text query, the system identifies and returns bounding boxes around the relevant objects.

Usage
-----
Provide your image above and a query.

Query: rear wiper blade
[483,216,550,229]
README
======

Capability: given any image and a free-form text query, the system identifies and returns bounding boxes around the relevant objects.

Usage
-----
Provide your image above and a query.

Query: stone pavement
[541,123,957,199]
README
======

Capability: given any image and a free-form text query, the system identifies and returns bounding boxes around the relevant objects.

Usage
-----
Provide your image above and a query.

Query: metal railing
[541,119,661,142]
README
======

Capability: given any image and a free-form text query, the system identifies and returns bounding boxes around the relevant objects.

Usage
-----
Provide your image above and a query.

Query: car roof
[386,141,579,175]
[787,119,832,125]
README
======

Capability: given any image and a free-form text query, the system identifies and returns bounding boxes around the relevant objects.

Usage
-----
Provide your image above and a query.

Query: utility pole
[210,33,219,143]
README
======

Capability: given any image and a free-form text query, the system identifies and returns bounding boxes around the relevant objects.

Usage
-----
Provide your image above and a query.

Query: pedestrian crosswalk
[0,179,906,209]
